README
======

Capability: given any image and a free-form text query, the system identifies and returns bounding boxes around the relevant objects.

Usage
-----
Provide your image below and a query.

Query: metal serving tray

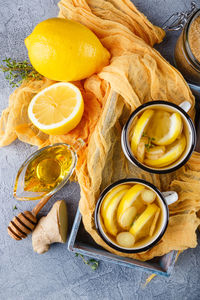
[68,209,178,277]
[68,84,199,277]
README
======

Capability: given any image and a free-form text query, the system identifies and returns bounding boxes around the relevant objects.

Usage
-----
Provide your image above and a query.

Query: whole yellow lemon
[25,18,110,81]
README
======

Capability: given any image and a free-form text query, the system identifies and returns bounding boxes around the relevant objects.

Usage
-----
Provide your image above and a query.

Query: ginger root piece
[141,189,156,204]
[32,200,68,254]
[116,232,135,248]
[136,137,148,163]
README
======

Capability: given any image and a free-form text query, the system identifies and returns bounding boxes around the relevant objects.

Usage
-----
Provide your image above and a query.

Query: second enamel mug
[95,178,178,253]
[121,100,196,174]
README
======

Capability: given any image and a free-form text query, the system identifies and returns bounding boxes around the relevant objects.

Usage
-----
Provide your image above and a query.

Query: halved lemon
[131,109,154,155]
[28,82,84,135]
[144,135,186,168]
[147,111,183,146]
[129,203,159,240]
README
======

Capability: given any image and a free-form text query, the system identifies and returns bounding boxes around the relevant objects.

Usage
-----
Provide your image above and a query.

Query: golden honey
[14,144,76,200]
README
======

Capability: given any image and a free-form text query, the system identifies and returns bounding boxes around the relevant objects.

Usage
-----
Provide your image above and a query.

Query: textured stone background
[0,0,200,299]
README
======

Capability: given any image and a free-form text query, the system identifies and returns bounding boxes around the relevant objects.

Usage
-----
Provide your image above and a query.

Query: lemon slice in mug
[129,203,159,240]
[101,184,131,217]
[117,184,145,221]
[144,135,186,168]
[147,111,183,146]
[131,109,154,155]
[28,82,84,135]
[102,189,129,236]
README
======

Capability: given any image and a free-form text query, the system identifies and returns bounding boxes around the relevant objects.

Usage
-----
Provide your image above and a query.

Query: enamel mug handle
[179,101,191,113]
[162,191,178,205]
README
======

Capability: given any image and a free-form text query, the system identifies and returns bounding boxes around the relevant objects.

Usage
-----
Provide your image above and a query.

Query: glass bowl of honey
[14,143,77,201]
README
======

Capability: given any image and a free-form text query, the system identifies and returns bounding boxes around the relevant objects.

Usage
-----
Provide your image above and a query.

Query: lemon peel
[101,184,131,217]
[155,112,183,145]
[131,109,154,155]
[129,203,159,239]
[117,184,145,221]
[144,135,186,168]
[25,18,110,82]
[102,189,129,236]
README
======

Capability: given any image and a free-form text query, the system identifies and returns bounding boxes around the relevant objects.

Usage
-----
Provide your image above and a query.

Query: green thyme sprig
[75,253,99,271]
[0,58,42,88]
[142,132,155,151]
[13,205,17,210]
[142,132,148,138]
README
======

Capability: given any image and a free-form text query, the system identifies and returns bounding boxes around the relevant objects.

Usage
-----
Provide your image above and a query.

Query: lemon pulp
[28,82,84,135]
[147,110,183,145]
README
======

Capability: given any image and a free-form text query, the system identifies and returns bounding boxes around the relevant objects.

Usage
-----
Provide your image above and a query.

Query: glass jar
[174,8,200,84]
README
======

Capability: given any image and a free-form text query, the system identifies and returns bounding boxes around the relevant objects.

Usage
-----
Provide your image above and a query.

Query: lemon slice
[117,184,145,221]
[156,112,183,145]
[28,82,84,135]
[117,206,137,230]
[149,208,160,237]
[102,189,129,236]
[147,111,183,146]
[131,110,154,155]
[129,204,159,240]
[101,184,131,217]
[144,135,186,168]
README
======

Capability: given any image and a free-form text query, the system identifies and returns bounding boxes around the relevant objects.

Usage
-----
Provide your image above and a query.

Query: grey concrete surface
[0,0,200,299]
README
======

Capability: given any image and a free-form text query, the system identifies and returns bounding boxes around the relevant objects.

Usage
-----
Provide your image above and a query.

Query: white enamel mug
[95,178,178,253]
[121,100,196,174]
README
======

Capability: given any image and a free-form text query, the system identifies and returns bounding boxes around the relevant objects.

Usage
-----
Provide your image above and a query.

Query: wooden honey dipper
[7,196,51,240]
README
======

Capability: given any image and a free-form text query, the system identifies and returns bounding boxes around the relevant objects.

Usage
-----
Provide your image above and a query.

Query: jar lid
[162,1,198,31]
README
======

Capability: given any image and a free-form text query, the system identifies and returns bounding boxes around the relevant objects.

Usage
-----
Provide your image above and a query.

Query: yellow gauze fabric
[0,0,200,261]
